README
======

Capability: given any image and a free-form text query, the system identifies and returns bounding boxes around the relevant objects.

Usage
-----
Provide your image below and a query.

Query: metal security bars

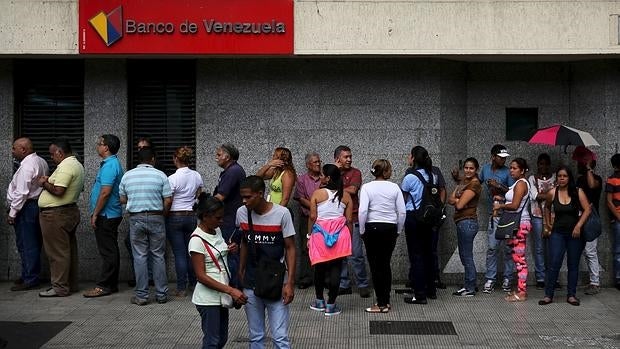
[14,60,85,170]
[127,60,197,175]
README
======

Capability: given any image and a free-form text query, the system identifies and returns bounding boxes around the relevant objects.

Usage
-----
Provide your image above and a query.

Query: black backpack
[411,170,445,229]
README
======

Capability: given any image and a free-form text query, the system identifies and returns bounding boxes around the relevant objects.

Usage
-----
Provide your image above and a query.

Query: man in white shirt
[6,137,49,291]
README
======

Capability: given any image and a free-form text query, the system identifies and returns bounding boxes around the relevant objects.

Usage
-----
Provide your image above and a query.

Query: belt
[40,203,77,212]
[168,211,194,216]
[25,198,38,204]
[129,210,164,216]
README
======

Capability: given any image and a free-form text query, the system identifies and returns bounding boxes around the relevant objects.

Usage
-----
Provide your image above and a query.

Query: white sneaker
[482,280,494,294]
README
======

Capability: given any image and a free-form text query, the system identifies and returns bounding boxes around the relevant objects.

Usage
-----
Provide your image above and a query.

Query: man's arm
[37,176,67,197]
[163,196,172,216]
[91,186,112,228]
[282,236,296,305]
[120,195,127,205]
[608,192,620,221]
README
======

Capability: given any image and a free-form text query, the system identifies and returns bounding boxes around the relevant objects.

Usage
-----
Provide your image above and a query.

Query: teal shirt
[89,154,124,218]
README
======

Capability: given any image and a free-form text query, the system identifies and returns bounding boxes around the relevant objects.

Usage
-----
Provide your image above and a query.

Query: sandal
[365,304,389,313]
[538,297,553,305]
[567,296,580,306]
[83,287,111,298]
[505,292,527,302]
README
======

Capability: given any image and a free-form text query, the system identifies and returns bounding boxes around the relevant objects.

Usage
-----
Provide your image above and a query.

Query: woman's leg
[511,222,530,294]
[566,234,586,297]
[196,304,226,349]
[457,219,478,292]
[326,258,343,304]
[544,231,567,299]
[314,262,326,300]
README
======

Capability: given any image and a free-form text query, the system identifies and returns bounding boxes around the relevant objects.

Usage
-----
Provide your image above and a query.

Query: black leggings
[314,258,343,304]
[363,222,398,306]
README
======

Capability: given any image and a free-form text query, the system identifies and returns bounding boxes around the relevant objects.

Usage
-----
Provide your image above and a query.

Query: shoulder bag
[495,179,530,240]
[248,207,286,301]
[192,234,234,308]
[582,204,602,242]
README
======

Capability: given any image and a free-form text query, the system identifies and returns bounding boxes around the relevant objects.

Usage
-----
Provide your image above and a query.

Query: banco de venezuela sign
[79,0,293,54]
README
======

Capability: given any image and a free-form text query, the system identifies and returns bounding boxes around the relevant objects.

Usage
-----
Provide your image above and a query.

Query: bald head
[12,137,34,160]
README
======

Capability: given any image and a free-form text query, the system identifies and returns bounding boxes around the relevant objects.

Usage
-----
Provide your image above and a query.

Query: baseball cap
[491,144,510,158]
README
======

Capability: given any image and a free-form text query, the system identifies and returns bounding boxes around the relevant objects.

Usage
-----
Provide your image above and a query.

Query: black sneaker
[404,296,427,304]
[338,287,352,295]
[358,287,371,298]
[452,288,475,297]
[435,280,447,289]
[536,281,545,290]
[615,283,620,291]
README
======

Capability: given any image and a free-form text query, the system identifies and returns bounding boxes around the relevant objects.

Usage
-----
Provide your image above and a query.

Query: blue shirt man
[84,134,125,298]
[480,144,515,293]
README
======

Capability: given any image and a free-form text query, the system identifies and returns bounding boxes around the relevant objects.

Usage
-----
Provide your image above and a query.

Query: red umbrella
[528,124,600,147]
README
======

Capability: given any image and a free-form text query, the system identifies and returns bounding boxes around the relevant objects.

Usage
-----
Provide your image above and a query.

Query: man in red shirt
[333,145,370,298]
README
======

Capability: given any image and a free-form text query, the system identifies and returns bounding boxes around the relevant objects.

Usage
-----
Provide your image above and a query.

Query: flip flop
[365,304,389,313]
[567,297,580,306]
[505,292,527,302]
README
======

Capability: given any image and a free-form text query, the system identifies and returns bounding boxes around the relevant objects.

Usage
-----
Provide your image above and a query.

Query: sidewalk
[1,282,619,348]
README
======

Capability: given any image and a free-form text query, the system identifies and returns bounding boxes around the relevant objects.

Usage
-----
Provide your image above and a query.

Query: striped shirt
[119,164,172,213]
[606,173,620,218]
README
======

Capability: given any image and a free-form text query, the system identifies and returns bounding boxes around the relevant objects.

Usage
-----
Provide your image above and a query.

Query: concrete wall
[1,58,619,286]
[0,0,77,54]
[3,0,620,55]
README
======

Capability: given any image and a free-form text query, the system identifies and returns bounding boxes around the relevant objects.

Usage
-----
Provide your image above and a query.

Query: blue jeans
[243,288,290,349]
[129,214,168,300]
[13,200,42,285]
[530,217,546,282]
[340,223,369,289]
[456,218,478,292]
[166,215,197,290]
[484,216,515,282]
[612,221,620,283]
[544,229,585,298]
[196,305,229,349]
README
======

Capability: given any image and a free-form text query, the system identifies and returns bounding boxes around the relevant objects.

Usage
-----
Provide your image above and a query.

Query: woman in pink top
[307,164,353,316]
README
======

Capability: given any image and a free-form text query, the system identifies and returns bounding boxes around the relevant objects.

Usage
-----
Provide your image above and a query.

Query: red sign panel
[79,0,293,54]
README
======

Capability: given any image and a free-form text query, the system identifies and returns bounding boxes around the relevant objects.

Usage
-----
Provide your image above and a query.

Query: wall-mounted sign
[79,0,293,54]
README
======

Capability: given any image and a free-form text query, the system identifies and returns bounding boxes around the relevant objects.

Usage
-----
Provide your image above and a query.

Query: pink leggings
[508,222,531,293]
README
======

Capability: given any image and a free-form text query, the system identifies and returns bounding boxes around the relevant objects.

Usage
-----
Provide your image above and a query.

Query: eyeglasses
[96,142,105,147]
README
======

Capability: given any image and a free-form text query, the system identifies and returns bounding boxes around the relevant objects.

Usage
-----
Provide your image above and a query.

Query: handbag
[192,234,234,308]
[582,204,602,242]
[247,207,286,301]
[495,179,530,240]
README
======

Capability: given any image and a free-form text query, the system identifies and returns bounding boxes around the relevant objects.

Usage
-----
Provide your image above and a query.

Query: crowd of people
[6,135,620,349]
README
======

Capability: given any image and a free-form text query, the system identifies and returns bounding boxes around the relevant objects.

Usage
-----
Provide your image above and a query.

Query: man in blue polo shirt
[84,134,124,298]
[120,148,172,305]
[479,144,515,293]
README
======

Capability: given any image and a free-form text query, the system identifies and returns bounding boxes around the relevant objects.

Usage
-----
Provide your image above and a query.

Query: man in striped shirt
[606,153,620,291]
[120,148,172,305]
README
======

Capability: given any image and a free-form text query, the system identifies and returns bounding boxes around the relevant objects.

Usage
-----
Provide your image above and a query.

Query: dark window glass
[14,60,85,170]
[128,60,196,175]
[506,108,538,141]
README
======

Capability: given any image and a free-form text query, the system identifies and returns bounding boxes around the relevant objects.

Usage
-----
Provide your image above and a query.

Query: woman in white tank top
[307,164,353,316]
[493,158,531,302]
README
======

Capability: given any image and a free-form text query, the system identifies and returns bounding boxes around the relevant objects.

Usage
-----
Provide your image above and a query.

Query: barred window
[128,60,196,175]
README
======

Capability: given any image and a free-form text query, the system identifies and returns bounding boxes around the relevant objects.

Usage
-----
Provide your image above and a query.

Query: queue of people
[5,135,620,349]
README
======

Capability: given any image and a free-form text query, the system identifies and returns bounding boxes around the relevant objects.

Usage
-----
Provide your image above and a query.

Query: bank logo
[89,6,123,46]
